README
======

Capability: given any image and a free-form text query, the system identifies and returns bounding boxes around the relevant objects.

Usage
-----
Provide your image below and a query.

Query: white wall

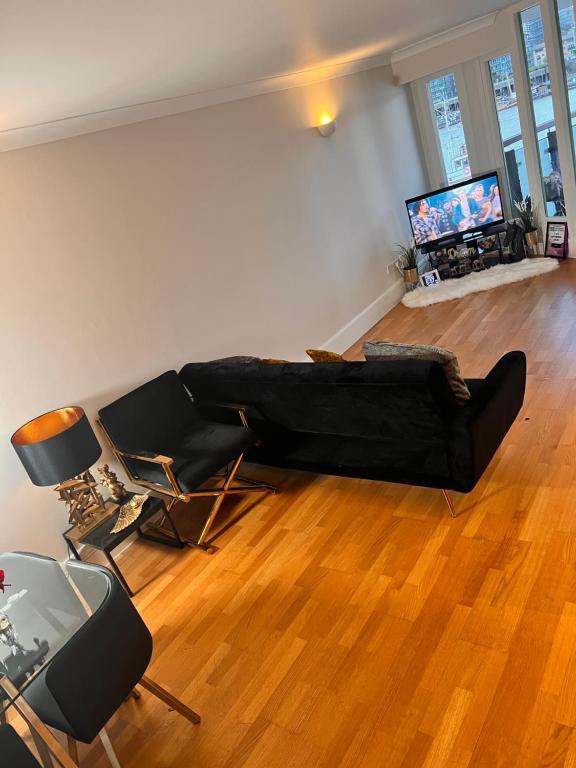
[0,64,426,558]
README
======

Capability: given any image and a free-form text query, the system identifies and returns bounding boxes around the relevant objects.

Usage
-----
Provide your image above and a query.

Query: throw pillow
[363,340,471,403]
[306,349,344,363]
[260,358,290,365]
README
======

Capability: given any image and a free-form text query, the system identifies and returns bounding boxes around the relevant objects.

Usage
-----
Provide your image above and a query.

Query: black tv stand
[424,223,508,280]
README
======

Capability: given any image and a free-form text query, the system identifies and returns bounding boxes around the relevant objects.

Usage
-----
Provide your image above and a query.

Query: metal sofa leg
[442,489,457,519]
[99,729,122,768]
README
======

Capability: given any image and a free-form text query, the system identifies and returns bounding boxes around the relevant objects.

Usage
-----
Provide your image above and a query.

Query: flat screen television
[406,171,505,249]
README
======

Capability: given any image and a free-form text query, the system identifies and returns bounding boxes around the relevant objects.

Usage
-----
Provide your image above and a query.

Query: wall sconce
[316,115,336,137]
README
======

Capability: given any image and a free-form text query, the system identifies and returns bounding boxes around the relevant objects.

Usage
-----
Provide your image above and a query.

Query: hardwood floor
[76,260,576,767]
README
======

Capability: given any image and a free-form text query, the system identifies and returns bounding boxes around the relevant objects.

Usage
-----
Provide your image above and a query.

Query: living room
[2,0,576,766]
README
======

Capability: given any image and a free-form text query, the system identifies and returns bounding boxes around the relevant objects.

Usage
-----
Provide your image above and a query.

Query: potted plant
[514,196,541,256]
[396,241,419,289]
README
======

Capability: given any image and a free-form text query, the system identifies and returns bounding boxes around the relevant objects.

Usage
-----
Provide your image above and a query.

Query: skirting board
[320,278,404,354]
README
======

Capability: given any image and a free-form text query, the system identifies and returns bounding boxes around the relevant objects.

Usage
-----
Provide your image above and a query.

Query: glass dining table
[0,552,110,767]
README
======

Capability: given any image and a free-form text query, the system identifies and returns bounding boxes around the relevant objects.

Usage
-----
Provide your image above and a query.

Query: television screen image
[406,172,504,248]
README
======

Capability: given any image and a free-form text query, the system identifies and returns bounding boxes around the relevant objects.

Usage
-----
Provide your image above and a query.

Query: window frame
[411,64,477,189]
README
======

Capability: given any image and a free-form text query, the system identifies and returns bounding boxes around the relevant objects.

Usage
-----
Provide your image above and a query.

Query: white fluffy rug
[402,258,559,308]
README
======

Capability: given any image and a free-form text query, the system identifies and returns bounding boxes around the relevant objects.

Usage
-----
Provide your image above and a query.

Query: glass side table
[0,552,109,766]
[63,492,186,596]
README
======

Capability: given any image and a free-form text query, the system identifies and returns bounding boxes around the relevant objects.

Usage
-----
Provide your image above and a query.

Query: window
[427,73,471,185]
[520,4,566,216]
[556,0,576,162]
[488,54,530,207]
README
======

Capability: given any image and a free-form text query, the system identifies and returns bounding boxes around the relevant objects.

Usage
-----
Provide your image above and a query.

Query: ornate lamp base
[55,470,116,532]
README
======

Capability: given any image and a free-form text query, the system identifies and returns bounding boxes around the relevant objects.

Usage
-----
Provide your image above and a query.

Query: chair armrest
[447,351,527,492]
[115,448,174,466]
[194,402,250,427]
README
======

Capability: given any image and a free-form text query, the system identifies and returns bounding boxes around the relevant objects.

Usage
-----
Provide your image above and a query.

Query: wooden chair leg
[139,676,201,724]
[99,729,122,768]
[66,736,79,764]
[30,730,55,768]
[0,676,78,768]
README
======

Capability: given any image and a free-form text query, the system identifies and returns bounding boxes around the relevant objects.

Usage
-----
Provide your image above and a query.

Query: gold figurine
[97,464,127,502]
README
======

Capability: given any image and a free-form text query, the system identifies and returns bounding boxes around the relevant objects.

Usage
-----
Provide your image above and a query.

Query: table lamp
[11,406,111,531]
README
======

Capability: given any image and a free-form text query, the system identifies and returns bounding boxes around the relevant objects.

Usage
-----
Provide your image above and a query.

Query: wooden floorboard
[77,260,576,767]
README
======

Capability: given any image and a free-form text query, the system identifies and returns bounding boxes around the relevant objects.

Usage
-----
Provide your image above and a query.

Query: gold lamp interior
[11,407,85,446]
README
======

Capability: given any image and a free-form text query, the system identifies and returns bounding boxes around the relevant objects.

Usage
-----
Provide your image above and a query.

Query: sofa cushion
[363,341,471,403]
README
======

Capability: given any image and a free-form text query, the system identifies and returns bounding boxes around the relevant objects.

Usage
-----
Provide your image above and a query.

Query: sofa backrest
[179,361,459,442]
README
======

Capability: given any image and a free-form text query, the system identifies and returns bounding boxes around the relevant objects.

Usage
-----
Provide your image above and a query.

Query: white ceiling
[1,0,515,148]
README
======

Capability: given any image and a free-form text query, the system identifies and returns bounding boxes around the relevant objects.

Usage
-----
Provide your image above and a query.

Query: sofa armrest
[447,351,526,492]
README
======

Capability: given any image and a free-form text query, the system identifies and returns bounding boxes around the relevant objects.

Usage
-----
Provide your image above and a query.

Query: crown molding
[390,12,499,65]
[0,51,391,154]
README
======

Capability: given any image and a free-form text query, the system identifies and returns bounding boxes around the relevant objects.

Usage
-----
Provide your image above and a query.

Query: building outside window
[488,54,530,207]
[520,4,566,216]
[427,73,471,185]
[556,0,576,160]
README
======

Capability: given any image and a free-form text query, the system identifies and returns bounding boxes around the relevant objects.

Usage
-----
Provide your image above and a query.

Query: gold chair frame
[97,406,276,550]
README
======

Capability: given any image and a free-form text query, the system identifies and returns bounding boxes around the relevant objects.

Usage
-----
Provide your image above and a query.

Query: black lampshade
[11,407,102,486]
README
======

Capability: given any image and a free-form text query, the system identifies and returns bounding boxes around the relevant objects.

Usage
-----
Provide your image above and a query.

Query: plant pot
[403,267,418,289]
[524,229,540,257]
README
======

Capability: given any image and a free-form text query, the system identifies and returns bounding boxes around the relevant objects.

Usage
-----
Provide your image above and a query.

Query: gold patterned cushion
[363,340,471,403]
[260,358,290,365]
[306,349,344,363]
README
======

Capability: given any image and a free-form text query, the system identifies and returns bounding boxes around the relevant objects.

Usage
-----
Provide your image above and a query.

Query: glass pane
[556,0,576,172]
[488,54,530,208]
[427,73,471,185]
[0,553,110,713]
[520,4,567,216]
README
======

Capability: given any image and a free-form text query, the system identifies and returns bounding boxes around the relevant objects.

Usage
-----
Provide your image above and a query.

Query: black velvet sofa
[179,351,526,496]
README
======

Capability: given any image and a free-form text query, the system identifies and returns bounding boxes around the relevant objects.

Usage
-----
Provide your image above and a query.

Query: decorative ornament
[111,493,150,534]
[97,464,127,502]
[56,470,106,528]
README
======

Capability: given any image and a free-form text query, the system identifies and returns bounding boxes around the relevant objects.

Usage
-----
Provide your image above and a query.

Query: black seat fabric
[0,725,42,767]
[23,559,153,744]
[179,353,526,494]
[128,421,258,493]
[99,371,258,491]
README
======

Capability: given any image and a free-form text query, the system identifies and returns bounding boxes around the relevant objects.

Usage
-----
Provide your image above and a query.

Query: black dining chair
[0,724,43,767]
[98,370,276,550]
[22,556,200,767]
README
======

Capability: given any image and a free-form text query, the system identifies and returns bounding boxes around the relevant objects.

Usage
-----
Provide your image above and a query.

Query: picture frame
[544,221,569,259]
[420,269,441,288]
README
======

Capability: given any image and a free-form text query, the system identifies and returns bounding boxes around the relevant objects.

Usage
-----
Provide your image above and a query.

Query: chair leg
[234,474,278,493]
[139,676,201,725]
[197,453,244,546]
[125,687,142,701]
[30,731,55,768]
[442,489,457,519]
[66,736,79,764]
[99,729,122,768]
[0,675,78,768]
